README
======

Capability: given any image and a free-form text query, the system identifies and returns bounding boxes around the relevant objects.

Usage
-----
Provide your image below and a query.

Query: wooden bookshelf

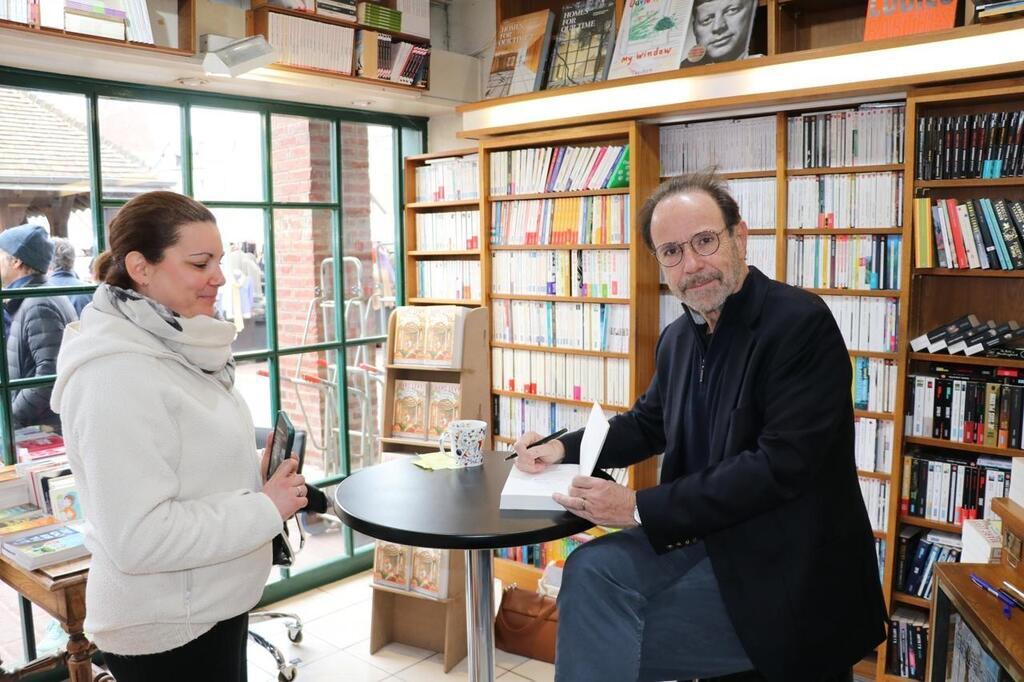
[787,163,905,176]
[904,436,1024,458]
[0,1,195,54]
[899,516,962,534]
[785,228,904,235]
[908,352,1024,369]
[489,187,630,201]
[246,5,429,93]
[491,342,629,360]
[402,149,483,307]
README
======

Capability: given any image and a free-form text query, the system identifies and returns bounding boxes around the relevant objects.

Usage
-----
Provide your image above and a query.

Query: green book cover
[606,146,629,188]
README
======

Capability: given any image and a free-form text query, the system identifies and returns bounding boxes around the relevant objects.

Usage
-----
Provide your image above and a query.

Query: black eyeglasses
[653,227,730,267]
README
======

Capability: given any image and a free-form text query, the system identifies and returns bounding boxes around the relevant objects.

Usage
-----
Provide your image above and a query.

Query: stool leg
[464,549,495,682]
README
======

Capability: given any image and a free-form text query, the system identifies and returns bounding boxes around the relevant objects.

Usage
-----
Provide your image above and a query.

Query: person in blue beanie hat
[0,224,77,432]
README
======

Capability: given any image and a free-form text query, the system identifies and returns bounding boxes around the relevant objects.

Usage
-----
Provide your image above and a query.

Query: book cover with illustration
[546,0,618,90]
[485,9,556,99]
[2,524,88,570]
[410,547,450,599]
[392,380,428,439]
[392,306,428,365]
[863,0,957,40]
[426,382,461,440]
[372,541,411,590]
[421,305,467,368]
[608,0,694,79]
[680,0,758,68]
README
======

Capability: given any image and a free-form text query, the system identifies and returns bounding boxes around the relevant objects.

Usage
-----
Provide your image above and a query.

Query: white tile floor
[245,571,554,682]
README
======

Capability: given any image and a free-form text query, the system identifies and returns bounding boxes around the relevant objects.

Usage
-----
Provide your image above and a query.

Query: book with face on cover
[485,9,556,99]
[372,541,411,590]
[392,380,428,440]
[426,382,461,440]
[679,0,757,68]
[546,0,617,90]
[607,0,694,80]
[410,547,449,599]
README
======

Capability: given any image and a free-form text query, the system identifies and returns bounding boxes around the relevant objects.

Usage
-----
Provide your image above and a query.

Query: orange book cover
[863,0,958,41]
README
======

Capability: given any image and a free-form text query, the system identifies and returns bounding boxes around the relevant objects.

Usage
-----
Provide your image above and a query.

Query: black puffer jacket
[7,275,77,431]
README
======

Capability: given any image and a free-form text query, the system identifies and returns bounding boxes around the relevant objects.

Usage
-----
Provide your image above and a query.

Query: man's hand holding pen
[511,430,567,472]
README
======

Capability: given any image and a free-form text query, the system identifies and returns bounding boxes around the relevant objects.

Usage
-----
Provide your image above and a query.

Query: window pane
[273,208,336,349]
[3,294,78,434]
[191,107,264,202]
[345,342,385,473]
[341,124,397,341]
[278,349,342,483]
[98,98,183,198]
[0,87,96,283]
[271,115,333,204]
[211,208,267,354]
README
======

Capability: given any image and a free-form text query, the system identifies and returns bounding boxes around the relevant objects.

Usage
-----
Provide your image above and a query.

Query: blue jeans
[555,528,751,682]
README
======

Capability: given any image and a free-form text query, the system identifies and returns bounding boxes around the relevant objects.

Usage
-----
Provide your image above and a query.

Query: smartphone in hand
[266,411,298,480]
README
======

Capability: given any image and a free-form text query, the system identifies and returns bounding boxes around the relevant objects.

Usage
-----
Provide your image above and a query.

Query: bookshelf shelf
[493,557,543,591]
[858,470,891,480]
[489,294,628,304]
[892,591,931,610]
[904,436,1024,458]
[370,582,458,604]
[849,350,900,360]
[491,342,629,360]
[746,228,776,235]
[0,8,196,54]
[660,169,776,180]
[899,515,962,534]
[873,529,888,540]
[385,364,462,373]
[855,409,895,420]
[489,244,631,251]
[489,188,630,202]
[407,250,481,258]
[785,227,904,235]
[408,298,482,306]
[787,164,905,176]
[407,200,480,210]
[802,288,902,297]
[493,389,630,412]
[911,268,1024,279]
[914,177,1024,189]
[908,352,1024,369]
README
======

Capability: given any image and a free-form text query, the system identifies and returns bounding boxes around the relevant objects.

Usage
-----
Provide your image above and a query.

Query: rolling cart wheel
[278,663,297,681]
[287,625,303,643]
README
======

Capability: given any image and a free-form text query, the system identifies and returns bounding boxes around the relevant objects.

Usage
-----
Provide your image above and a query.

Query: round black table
[333,451,594,681]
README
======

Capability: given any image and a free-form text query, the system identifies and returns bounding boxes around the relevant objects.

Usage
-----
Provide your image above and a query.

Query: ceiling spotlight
[202,35,277,78]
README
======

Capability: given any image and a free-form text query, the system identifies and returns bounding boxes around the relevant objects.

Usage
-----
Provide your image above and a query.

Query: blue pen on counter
[971,573,1019,618]
[504,428,568,460]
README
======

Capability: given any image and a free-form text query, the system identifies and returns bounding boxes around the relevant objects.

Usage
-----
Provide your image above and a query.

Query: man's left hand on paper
[554,476,638,528]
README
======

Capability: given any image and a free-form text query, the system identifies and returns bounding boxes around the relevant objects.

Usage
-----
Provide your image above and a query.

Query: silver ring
[296,485,303,497]
[581,498,586,511]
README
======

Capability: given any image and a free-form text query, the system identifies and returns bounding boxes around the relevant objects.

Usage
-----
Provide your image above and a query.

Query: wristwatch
[632,504,641,526]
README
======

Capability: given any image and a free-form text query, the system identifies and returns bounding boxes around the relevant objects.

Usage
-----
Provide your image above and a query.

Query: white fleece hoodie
[50,303,283,656]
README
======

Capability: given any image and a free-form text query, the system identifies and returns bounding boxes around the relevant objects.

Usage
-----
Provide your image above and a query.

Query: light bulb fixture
[202,35,277,78]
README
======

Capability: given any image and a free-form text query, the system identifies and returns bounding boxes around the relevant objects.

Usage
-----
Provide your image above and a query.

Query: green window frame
[0,67,426,609]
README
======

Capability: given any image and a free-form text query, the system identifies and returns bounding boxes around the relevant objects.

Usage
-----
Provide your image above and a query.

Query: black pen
[504,428,568,460]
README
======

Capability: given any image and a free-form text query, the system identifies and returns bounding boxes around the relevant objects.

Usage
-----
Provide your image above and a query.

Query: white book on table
[500,402,609,511]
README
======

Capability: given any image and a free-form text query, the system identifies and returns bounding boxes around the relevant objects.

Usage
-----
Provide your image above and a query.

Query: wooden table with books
[0,556,108,682]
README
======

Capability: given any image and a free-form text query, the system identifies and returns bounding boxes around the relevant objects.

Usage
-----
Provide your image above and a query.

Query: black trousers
[103,613,249,682]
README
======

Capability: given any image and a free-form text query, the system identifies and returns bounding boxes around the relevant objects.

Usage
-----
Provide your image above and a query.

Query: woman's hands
[262,430,307,520]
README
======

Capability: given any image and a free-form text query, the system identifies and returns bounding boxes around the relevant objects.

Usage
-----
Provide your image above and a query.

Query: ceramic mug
[438,419,487,467]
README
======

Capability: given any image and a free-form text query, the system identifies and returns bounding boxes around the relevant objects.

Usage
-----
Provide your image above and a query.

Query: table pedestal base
[464,549,495,682]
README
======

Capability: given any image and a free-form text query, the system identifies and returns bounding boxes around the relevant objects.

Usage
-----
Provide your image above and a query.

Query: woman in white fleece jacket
[50,191,309,682]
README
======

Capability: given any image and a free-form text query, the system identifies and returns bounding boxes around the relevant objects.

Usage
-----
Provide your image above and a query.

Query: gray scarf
[93,283,237,390]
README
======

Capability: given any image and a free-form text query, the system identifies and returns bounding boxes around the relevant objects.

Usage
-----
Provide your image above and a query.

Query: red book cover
[863,0,957,41]
[943,199,969,269]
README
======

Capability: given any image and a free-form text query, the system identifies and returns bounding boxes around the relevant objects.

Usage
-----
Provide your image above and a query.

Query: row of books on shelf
[489,145,629,196]
[372,541,450,600]
[413,154,479,203]
[391,305,467,369]
[910,314,1024,357]
[493,531,594,568]
[722,178,776,229]
[899,452,1013,523]
[859,476,890,532]
[786,104,906,169]
[391,379,458,441]
[906,368,1024,449]
[490,300,630,354]
[492,395,613,442]
[887,608,929,681]
[852,357,898,414]
[916,110,1024,180]
[785,235,902,291]
[1,0,156,43]
[821,295,900,353]
[786,172,903,229]
[355,29,429,85]
[414,210,479,251]
[913,197,1024,270]
[265,0,428,39]
[855,417,895,474]
[414,261,480,301]
[895,528,962,599]
[659,116,775,176]
[490,250,629,299]
[744,239,776,281]
[489,195,630,246]
[491,348,630,408]
[313,0,355,22]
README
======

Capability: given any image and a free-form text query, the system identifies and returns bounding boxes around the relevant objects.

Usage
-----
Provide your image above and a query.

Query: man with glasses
[513,172,885,681]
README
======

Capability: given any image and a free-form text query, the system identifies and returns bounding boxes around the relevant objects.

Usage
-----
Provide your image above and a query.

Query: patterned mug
[439,419,487,467]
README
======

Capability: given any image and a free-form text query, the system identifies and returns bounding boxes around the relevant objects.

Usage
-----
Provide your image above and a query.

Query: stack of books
[2,524,88,570]
[316,0,355,22]
[357,1,400,31]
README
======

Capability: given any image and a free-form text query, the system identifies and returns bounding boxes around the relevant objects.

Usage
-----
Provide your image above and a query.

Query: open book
[500,403,609,511]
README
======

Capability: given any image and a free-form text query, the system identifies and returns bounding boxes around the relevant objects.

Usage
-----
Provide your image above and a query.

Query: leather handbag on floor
[494,585,558,663]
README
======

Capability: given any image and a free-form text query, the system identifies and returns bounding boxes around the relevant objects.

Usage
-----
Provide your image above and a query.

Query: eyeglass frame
[651,226,733,267]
